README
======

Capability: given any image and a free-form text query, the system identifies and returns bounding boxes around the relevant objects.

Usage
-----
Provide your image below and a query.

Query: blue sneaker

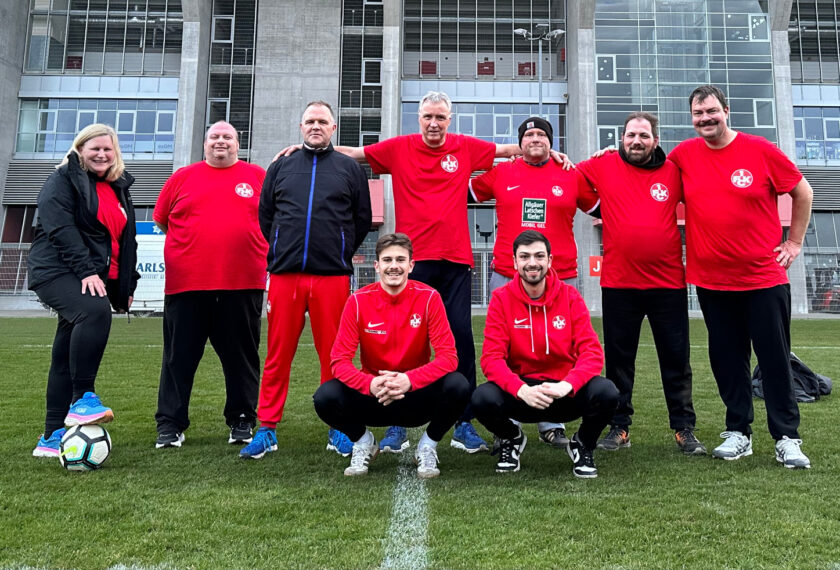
[450,421,489,454]
[33,428,66,458]
[239,427,278,459]
[379,426,409,453]
[327,428,353,457]
[64,392,114,426]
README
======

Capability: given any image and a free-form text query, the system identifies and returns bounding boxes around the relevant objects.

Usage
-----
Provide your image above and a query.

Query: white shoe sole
[380,440,410,454]
[240,444,277,459]
[712,447,752,461]
[326,443,352,457]
[450,440,489,454]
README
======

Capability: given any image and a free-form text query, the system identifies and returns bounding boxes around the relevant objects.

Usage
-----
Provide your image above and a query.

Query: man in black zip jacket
[240,101,372,459]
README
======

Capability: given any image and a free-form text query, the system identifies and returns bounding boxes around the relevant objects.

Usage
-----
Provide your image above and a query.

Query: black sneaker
[675,428,706,455]
[539,426,570,448]
[492,428,527,473]
[155,432,185,449]
[596,426,630,451]
[229,418,254,444]
[567,434,598,478]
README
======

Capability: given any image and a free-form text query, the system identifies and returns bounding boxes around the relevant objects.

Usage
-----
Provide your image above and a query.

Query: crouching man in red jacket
[473,230,618,478]
[314,233,469,478]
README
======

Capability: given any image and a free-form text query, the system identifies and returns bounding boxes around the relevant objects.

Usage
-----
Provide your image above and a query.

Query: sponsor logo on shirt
[552,315,566,330]
[649,183,669,202]
[365,321,386,335]
[441,154,459,173]
[521,198,547,226]
[551,185,563,197]
[730,169,753,188]
[235,183,255,198]
[409,313,421,328]
[514,317,530,329]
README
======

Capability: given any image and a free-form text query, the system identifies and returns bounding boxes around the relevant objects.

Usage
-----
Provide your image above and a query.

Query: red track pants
[258,273,350,427]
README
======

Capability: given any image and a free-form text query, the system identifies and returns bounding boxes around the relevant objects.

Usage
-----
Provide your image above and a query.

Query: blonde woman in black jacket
[28,123,139,458]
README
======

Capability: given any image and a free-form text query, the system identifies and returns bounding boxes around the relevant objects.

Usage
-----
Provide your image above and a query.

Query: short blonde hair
[59,123,125,182]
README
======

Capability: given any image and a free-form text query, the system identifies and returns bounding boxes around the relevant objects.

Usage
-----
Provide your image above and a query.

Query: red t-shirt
[95,181,128,280]
[364,133,496,266]
[576,152,686,289]
[153,161,268,294]
[470,158,598,279]
[669,133,802,291]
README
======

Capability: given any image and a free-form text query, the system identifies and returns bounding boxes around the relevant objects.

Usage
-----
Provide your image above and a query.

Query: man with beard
[313,233,469,478]
[575,112,704,455]
[154,121,267,449]
[668,85,814,468]
[472,230,618,478]
[469,117,600,449]
[240,101,372,459]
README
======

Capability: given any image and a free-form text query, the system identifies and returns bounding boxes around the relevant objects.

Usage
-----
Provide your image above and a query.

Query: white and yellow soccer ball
[59,425,112,471]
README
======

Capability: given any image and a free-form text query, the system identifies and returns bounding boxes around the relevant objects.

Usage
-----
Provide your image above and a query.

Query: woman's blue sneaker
[33,427,67,457]
[239,427,278,459]
[65,392,114,426]
[327,428,353,457]
[379,426,409,453]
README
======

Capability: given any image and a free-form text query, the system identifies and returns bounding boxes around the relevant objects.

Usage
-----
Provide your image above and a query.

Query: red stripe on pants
[258,273,350,427]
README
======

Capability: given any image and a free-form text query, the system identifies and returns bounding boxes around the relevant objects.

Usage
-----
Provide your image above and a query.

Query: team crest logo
[552,316,566,330]
[441,154,459,173]
[409,313,421,328]
[731,169,753,188]
[650,183,669,202]
[551,185,563,197]
[235,183,254,198]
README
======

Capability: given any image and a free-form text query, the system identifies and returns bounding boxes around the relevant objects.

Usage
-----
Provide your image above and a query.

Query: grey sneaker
[675,428,706,455]
[775,436,811,469]
[344,438,378,476]
[539,426,570,448]
[712,431,752,460]
[415,444,440,479]
[597,426,630,451]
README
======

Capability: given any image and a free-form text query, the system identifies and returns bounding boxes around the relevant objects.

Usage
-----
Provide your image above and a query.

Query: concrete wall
[172,0,212,169]
[249,0,343,169]
[566,2,601,312]
[0,4,29,208]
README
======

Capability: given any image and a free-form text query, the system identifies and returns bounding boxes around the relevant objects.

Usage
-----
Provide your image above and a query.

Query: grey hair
[418,91,452,114]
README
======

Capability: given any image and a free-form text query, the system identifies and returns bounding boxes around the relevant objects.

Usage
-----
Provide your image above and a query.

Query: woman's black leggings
[34,273,114,435]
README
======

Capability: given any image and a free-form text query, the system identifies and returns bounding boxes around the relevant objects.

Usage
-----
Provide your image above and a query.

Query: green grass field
[1,316,838,570]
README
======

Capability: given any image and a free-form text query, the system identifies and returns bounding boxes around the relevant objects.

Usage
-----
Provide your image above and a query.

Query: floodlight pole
[514,25,566,118]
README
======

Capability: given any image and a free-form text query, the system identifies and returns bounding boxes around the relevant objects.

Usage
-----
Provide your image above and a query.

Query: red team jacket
[330,280,458,394]
[481,270,604,398]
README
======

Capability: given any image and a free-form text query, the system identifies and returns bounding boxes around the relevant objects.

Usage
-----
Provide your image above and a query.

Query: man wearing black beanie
[470,116,600,449]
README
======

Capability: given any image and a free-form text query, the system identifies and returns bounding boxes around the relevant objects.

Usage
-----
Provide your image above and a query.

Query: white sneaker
[775,436,811,469]
[711,431,752,461]
[415,444,440,479]
[344,438,378,476]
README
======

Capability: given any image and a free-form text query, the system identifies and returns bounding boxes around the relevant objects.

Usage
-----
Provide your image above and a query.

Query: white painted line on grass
[380,428,429,570]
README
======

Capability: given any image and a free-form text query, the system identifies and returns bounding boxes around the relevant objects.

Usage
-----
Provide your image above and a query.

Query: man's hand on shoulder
[550,149,574,170]
[590,146,617,159]
[272,144,302,162]
[517,383,554,409]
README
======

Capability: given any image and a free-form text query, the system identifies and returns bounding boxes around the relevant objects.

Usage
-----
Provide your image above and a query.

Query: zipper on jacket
[272,228,279,263]
[340,229,347,268]
[301,155,318,271]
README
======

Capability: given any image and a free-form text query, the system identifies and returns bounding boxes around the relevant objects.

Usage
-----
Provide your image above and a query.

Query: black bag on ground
[751,352,833,403]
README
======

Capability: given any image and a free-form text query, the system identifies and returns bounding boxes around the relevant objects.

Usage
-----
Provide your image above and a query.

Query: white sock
[356,429,374,446]
[418,431,437,449]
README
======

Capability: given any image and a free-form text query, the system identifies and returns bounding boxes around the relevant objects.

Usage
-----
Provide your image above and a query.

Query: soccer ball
[59,425,112,471]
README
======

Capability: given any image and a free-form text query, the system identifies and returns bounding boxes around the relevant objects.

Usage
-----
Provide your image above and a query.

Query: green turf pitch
[1,316,838,569]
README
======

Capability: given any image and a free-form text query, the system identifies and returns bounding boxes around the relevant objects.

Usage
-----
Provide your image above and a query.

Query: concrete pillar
[566,2,601,312]
[770,0,808,314]
[250,0,342,169]
[0,4,29,206]
[173,1,212,170]
[378,0,402,234]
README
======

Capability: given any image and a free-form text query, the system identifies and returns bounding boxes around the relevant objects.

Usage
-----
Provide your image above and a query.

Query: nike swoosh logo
[367,322,384,328]
[506,185,519,191]
[514,318,528,324]
[571,448,580,462]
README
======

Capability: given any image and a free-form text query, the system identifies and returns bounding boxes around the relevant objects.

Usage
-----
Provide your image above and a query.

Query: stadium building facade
[1,0,839,314]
